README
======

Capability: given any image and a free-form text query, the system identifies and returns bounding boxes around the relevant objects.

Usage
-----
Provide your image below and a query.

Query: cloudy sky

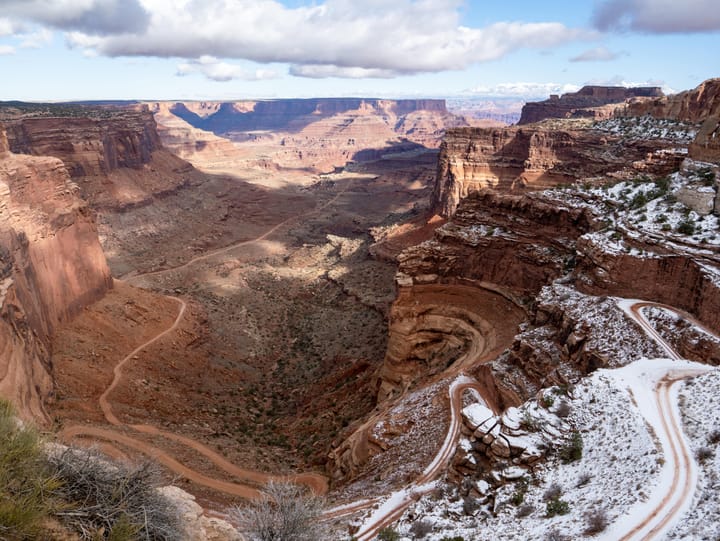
[0,0,718,101]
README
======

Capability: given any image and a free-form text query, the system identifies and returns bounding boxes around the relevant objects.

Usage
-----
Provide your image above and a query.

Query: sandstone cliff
[3,107,197,209]
[432,126,678,217]
[625,78,720,122]
[0,127,112,421]
[518,86,663,125]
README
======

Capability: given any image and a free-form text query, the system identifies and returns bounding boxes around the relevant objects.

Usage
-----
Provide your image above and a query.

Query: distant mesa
[168,98,449,136]
[518,85,664,125]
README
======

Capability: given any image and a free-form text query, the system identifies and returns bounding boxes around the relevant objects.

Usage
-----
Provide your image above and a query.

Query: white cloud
[18,28,53,48]
[289,64,399,79]
[467,82,582,99]
[0,0,149,35]
[583,75,674,94]
[57,1,592,78]
[0,44,15,55]
[594,0,720,33]
[570,46,621,62]
[176,56,278,82]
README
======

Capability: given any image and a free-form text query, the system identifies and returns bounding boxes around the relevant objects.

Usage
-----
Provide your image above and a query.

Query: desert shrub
[584,507,609,534]
[555,401,572,418]
[233,480,326,541]
[48,447,182,540]
[541,393,555,408]
[545,497,570,517]
[440,537,465,541]
[542,483,562,502]
[516,503,535,518]
[462,496,479,516]
[0,400,60,540]
[545,529,570,541]
[510,477,530,506]
[559,431,583,463]
[677,219,696,235]
[409,519,433,539]
[576,472,592,487]
[696,446,714,463]
[707,429,720,445]
[378,527,401,541]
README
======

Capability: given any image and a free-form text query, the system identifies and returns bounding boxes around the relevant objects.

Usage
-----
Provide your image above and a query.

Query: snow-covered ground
[593,116,699,144]
[668,370,720,540]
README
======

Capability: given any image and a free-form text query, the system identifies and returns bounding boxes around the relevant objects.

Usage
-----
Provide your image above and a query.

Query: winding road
[58,180,359,498]
[58,173,719,541]
[605,300,717,541]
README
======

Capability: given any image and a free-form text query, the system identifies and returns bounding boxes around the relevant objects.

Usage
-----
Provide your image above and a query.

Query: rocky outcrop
[575,235,720,331]
[404,191,599,293]
[518,86,663,125]
[433,126,681,217]
[625,78,720,122]
[3,107,198,209]
[0,129,112,421]
[689,116,720,163]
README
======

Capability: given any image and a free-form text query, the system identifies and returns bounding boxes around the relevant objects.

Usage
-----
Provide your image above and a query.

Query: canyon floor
[49,142,443,508]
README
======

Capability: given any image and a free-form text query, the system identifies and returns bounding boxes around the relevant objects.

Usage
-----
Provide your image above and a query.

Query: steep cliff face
[154,98,465,174]
[575,236,720,330]
[0,128,112,421]
[4,108,197,209]
[170,98,449,135]
[432,126,676,217]
[625,78,720,122]
[518,86,663,125]
[689,116,720,163]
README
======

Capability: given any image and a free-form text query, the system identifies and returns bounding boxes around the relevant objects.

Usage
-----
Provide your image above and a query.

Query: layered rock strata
[3,107,197,209]
[0,127,112,421]
[518,85,663,125]
[625,78,720,122]
[432,126,679,217]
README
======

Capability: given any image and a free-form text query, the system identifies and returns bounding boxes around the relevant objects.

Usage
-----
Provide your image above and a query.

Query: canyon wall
[0,127,112,421]
[518,85,663,125]
[4,107,197,209]
[432,126,676,217]
[170,98,449,135]
[625,78,720,122]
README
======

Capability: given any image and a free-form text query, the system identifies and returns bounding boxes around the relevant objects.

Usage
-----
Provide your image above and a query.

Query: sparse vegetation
[517,503,535,518]
[409,519,434,539]
[559,431,583,463]
[233,480,326,541]
[696,446,714,463]
[545,496,570,517]
[378,526,401,541]
[510,477,530,506]
[48,447,182,540]
[0,400,60,540]
[584,507,609,535]
[677,219,697,235]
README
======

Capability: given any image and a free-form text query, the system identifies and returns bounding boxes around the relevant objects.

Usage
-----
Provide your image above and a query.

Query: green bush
[676,220,696,235]
[559,431,583,463]
[378,527,401,541]
[440,537,465,541]
[545,496,570,517]
[0,399,60,540]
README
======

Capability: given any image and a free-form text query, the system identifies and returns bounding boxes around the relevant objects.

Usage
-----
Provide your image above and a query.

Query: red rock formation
[432,126,678,217]
[518,86,663,125]
[689,116,720,163]
[0,128,112,421]
[625,78,720,122]
[4,107,198,209]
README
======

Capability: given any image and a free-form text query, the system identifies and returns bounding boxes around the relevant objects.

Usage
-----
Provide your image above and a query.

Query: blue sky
[0,0,718,101]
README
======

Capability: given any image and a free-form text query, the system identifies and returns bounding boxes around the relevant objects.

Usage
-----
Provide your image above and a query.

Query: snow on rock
[462,403,495,430]
[389,361,686,541]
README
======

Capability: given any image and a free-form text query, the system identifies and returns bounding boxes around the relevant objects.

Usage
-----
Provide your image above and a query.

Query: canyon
[1,78,719,540]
